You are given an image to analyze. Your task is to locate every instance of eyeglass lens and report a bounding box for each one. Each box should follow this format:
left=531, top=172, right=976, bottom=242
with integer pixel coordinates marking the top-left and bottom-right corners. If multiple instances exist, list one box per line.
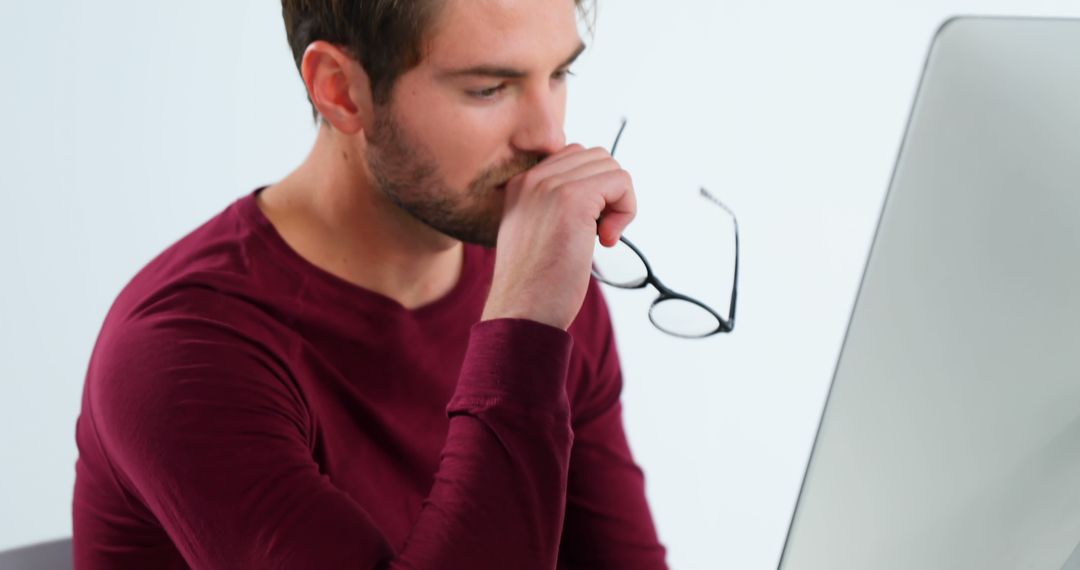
left=590, top=118, right=737, bottom=338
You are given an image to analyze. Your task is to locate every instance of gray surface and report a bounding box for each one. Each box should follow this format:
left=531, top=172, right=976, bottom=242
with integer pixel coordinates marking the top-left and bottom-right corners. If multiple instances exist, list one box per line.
left=779, top=17, right=1080, bottom=570
left=1064, top=539, right=1080, bottom=570
left=0, top=538, right=72, bottom=570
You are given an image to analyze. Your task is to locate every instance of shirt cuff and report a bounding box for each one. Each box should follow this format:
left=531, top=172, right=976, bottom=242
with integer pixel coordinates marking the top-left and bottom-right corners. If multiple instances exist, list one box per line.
left=447, top=318, right=574, bottom=415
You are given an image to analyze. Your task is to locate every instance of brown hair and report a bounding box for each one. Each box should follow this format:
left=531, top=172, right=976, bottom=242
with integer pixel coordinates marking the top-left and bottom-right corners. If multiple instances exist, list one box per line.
left=281, top=0, right=594, bottom=118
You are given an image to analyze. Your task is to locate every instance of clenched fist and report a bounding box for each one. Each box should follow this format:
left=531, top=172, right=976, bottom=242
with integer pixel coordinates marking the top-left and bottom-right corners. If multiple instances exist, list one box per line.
left=481, top=144, right=636, bottom=330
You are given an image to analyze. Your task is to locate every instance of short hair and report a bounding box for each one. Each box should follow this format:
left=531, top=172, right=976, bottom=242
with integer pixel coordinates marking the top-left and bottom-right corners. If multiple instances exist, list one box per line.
left=281, top=0, right=595, bottom=119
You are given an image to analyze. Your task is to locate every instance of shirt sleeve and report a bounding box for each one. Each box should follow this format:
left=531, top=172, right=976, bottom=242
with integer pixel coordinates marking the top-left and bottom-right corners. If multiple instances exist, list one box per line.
left=88, top=294, right=575, bottom=569
left=556, top=280, right=669, bottom=569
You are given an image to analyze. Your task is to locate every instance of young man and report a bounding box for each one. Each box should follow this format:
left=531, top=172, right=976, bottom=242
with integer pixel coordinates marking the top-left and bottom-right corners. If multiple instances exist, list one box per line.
left=72, top=0, right=668, bottom=567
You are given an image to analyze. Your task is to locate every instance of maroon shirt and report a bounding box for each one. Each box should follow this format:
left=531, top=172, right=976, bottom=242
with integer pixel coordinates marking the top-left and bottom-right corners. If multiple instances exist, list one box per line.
left=72, top=188, right=668, bottom=569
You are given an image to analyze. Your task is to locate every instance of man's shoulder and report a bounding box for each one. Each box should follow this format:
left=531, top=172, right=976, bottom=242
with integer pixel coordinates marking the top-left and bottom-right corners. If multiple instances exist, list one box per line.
left=88, top=195, right=297, bottom=395
left=86, top=278, right=299, bottom=442
left=105, top=193, right=289, bottom=336
left=123, top=196, right=255, bottom=296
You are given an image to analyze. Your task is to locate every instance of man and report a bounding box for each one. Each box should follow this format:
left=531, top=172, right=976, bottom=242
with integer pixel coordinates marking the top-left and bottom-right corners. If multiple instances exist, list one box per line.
left=72, top=0, right=668, bottom=567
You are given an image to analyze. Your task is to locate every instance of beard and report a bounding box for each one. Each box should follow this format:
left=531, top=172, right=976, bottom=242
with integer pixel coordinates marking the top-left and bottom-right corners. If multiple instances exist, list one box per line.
left=365, top=107, right=540, bottom=248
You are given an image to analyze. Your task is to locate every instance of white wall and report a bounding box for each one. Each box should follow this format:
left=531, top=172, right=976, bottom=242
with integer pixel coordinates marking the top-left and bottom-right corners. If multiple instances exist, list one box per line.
left=2, top=1, right=1078, bottom=568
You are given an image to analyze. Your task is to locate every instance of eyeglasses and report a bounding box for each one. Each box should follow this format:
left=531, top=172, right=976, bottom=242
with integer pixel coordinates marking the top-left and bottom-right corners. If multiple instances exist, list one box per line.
left=591, top=119, right=739, bottom=338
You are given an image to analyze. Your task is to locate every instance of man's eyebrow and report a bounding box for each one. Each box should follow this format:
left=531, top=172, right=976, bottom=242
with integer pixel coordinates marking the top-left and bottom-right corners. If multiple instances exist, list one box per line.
left=437, top=41, right=587, bottom=80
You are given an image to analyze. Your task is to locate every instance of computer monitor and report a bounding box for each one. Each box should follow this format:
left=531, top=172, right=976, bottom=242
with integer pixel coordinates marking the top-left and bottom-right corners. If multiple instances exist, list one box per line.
left=778, top=16, right=1080, bottom=570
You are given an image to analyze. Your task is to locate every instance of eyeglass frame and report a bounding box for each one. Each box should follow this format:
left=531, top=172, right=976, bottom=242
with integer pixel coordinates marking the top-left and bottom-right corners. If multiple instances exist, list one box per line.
left=591, top=118, right=739, bottom=338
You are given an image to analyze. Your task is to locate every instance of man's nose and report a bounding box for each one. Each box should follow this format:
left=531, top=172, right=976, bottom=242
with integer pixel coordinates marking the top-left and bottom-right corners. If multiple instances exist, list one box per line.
left=510, top=89, right=566, bottom=158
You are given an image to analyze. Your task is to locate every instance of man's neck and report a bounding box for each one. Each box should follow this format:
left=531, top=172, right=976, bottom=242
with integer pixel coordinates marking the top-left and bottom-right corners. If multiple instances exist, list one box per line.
left=256, top=126, right=465, bottom=310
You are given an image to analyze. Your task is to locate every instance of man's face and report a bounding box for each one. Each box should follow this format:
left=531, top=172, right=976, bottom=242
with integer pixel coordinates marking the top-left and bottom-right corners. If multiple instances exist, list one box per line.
left=363, top=0, right=585, bottom=248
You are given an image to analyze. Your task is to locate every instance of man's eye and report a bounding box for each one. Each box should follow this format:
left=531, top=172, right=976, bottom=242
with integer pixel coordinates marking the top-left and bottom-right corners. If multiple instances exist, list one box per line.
left=553, top=68, right=577, bottom=81
left=469, top=84, right=506, bottom=100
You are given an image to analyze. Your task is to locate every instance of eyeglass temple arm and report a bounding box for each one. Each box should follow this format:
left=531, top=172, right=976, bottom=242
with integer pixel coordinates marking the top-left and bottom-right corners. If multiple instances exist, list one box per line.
left=611, top=120, right=740, bottom=332
left=611, top=117, right=628, bottom=156
left=699, top=187, right=739, bottom=329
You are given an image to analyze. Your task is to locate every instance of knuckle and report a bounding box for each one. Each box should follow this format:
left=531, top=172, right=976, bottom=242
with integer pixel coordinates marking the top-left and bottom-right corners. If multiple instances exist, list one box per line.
left=521, top=169, right=543, bottom=189
left=537, top=174, right=560, bottom=193
left=600, top=169, right=631, bottom=190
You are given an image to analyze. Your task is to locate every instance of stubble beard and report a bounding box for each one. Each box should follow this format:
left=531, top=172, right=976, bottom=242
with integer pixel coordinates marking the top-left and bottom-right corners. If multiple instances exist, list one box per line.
left=365, top=107, right=540, bottom=249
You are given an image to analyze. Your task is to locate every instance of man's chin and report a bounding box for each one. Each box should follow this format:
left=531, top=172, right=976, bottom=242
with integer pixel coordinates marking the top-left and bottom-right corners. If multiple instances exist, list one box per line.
left=423, top=217, right=500, bottom=250
left=454, top=227, right=499, bottom=249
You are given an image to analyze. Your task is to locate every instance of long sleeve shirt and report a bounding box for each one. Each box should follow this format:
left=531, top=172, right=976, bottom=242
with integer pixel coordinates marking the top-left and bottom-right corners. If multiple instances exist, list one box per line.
left=72, top=187, right=668, bottom=569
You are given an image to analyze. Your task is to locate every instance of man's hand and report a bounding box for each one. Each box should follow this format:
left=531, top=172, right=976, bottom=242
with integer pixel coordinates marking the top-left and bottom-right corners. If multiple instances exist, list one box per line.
left=481, top=144, right=636, bottom=330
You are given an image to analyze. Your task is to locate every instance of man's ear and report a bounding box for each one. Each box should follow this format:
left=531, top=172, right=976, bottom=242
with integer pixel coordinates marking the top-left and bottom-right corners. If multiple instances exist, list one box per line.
left=300, top=41, right=374, bottom=134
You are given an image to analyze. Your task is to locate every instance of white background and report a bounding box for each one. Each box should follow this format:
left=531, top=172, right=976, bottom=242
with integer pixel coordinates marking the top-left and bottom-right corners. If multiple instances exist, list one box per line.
left=2, top=1, right=1078, bottom=568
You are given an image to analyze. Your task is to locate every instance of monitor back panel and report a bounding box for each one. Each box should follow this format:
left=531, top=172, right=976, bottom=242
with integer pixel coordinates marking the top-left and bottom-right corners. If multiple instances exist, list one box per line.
left=779, top=17, right=1080, bottom=570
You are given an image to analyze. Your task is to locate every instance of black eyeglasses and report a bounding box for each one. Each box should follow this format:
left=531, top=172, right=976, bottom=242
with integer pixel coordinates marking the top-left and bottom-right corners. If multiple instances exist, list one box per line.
left=591, top=119, right=739, bottom=338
